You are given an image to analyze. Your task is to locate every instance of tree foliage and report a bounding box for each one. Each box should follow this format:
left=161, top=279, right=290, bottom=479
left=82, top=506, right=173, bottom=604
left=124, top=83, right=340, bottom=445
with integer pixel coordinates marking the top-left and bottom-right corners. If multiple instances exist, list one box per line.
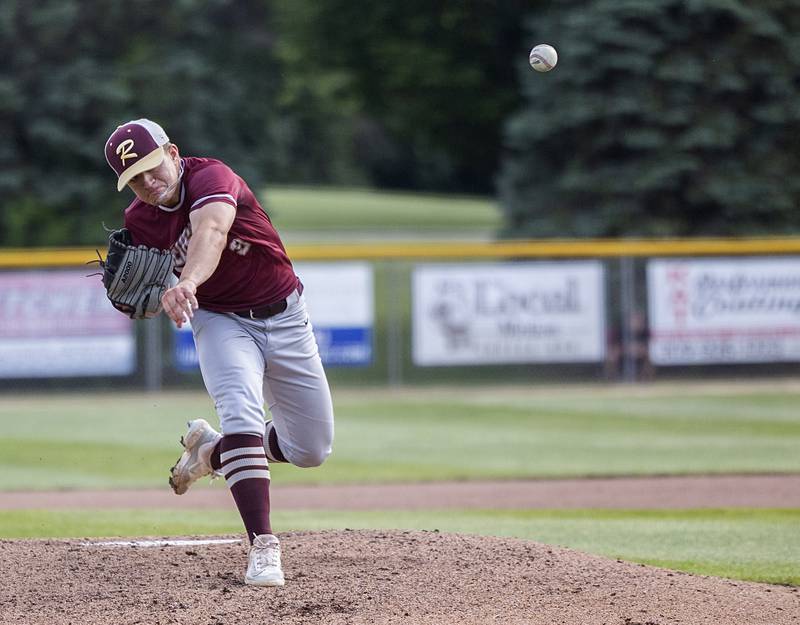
left=5, top=1, right=800, bottom=245
left=0, top=0, right=283, bottom=246
left=499, top=0, right=800, bottom=237
left=272, top=0, right=529, bottom=192
left=1, top=0, right=530, bottom=246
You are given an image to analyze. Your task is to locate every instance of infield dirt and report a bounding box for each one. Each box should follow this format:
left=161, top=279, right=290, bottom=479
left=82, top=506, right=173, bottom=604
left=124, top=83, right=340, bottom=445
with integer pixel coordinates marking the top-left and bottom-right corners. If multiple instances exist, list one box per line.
left=2, top=476, right=798, bottom=624
left=2, top=529, right=798, bottom=625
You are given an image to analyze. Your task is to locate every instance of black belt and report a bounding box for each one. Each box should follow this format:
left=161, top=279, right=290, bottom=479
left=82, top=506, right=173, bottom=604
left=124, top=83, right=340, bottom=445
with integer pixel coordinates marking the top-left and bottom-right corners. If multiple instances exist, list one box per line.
left=235, top=300, right=288, bottom=320
left=234, top=282, right=303, bottom=320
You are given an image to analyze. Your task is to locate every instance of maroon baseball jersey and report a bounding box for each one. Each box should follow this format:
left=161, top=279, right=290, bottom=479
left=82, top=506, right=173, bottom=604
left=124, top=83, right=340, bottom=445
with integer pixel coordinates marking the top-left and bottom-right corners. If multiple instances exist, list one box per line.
left=123, top=157, right=298, bottom=312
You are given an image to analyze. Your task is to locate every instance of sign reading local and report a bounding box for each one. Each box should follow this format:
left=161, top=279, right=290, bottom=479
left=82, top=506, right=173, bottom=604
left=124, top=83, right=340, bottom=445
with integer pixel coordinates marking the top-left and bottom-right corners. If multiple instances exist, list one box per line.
left=412, top=262, right=606, bottom=366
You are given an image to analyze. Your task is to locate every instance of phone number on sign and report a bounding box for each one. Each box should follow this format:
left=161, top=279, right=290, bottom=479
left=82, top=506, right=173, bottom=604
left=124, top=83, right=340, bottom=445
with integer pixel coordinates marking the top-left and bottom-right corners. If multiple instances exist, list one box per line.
left=650, top=337, right=800, bottom=364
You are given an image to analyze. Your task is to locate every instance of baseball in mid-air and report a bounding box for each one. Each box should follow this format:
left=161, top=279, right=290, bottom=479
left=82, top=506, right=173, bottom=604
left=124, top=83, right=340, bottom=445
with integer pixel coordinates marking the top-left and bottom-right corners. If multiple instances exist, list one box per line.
left=529, top=44, right=558, bottom=72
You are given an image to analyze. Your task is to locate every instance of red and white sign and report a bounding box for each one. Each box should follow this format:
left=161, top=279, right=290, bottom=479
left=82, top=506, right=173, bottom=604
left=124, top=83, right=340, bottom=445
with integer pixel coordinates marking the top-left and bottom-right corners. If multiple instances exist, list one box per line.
left=647, top=258, right=800, bottom=364
left=0, top=270, right=135, bottom=377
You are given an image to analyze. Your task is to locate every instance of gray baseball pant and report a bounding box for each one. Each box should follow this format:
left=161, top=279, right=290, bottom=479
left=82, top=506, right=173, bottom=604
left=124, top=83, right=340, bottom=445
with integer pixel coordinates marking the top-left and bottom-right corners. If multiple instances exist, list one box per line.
left=190, top=288, right=334, bottom=468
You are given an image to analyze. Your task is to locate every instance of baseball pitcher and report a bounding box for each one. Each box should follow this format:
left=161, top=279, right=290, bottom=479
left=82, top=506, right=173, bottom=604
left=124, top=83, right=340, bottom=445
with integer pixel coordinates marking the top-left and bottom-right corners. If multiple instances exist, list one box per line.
left=102, top=119, right=335, bottom=586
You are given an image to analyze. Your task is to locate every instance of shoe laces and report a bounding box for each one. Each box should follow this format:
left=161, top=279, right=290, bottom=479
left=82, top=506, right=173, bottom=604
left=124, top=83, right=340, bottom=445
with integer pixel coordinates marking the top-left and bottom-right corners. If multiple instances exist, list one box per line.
left=252, top=536, right=281, bottom=570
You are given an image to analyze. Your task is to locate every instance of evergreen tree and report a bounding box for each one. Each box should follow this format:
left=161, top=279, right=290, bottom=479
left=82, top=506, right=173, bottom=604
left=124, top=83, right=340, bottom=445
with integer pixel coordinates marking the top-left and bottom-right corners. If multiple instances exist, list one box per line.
left=499, top=0, right=800, bottom=237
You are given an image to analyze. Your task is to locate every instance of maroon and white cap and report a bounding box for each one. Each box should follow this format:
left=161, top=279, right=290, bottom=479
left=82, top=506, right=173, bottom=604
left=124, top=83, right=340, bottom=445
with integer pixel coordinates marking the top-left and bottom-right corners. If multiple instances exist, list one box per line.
left=104, top=119, right=170, bottom=191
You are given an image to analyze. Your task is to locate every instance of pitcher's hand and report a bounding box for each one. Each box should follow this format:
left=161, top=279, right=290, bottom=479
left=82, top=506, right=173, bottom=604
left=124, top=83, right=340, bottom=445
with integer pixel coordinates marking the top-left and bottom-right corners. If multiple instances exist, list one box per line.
left=162, top=279, right=198, bottom=328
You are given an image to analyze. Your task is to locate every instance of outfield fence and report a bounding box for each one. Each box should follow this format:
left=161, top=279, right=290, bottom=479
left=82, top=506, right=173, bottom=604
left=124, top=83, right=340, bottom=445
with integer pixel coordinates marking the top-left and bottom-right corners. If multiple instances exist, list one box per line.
left=2, top=237, right=800, bottom=390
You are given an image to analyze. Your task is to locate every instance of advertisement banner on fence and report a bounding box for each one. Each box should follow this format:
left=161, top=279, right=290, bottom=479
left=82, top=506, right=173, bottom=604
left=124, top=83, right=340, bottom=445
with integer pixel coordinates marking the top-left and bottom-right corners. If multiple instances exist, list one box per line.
left=173, top=261, right=374, bottom=370
left=647, top=258, right=800, bottom=364
left=0, top=270, right=135, bottom=378
left=297, top=262, right=373, bottom=366
left=412, top=262, right=606, bottom=366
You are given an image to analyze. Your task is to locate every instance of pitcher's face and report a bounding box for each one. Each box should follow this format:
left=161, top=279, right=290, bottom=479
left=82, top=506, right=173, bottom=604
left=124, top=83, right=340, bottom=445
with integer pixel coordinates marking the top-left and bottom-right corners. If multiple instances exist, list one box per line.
left=127, top=144, right=181, bottom=206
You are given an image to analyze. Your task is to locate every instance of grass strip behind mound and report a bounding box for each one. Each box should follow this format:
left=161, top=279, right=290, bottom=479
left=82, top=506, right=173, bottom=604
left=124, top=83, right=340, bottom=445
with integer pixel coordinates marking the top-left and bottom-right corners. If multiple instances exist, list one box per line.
left=2, top=508, right=797, bottom=586
left=1, top=387, right=799, bottom=490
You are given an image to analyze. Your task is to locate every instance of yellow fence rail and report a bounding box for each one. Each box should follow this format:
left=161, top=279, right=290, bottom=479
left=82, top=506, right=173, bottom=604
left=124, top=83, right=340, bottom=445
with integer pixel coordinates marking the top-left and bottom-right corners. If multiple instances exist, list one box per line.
left=2, top=237, right=800, bottom=268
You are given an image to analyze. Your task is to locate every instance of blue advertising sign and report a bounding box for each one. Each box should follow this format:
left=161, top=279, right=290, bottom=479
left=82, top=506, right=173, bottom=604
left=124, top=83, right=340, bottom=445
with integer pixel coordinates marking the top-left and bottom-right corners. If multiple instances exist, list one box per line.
left=313, top=327, right=372, bottom=366
left=173, top=324, right=372, bottom=371
left=174, top=324, right=199, bottom=372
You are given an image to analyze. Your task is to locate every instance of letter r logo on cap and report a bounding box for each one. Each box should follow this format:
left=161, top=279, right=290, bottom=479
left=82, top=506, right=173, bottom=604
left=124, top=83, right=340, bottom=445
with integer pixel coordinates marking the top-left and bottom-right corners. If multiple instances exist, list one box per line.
left=116, top=139, right=138, bottom=165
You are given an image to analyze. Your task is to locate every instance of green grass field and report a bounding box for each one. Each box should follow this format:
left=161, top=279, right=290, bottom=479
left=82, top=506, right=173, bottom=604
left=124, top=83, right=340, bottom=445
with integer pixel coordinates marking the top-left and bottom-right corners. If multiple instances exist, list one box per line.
left=1, top=383, right=798, bottom=585
left=1, top=385, right=798, bottom=490
left=262, top=186, right=501, bottom=237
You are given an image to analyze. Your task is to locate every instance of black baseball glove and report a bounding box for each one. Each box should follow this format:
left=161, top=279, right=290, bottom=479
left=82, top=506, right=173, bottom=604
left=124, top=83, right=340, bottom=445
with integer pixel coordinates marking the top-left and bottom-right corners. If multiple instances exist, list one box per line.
left=98, top=228, right=175, bottom=319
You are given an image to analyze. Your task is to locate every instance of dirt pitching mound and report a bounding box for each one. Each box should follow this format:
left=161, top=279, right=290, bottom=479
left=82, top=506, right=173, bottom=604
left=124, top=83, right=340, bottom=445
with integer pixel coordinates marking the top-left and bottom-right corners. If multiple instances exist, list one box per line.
left=2, top=530, right=797, bottom=625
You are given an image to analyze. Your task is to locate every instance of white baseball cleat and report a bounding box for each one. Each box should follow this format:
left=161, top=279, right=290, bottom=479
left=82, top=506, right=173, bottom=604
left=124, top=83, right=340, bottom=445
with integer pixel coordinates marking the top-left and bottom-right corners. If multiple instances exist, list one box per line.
left=245, top=534, right=285, bottom=587
left=169, top=418, right=221, bottom=495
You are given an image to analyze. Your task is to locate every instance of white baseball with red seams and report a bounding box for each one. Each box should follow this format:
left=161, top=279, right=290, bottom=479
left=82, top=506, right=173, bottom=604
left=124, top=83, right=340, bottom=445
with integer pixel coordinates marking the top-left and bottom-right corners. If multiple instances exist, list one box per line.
left=529, top=44, right=558, bottom=72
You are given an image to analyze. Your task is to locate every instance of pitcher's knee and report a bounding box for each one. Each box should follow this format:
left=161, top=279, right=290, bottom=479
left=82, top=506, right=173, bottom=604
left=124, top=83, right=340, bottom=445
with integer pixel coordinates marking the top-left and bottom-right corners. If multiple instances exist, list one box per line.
left=288, top=444, right=332, bottom=468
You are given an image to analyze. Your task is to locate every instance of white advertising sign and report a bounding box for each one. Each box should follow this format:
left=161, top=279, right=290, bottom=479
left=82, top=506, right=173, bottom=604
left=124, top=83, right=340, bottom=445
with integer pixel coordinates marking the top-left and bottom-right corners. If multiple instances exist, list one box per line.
left=647, top=258, right=800, bottom=364
left=293, top=262, right=373, bottom=326
left=0, top=270, right=136, bottom=377
left=413, top=262, right=606, bottom=366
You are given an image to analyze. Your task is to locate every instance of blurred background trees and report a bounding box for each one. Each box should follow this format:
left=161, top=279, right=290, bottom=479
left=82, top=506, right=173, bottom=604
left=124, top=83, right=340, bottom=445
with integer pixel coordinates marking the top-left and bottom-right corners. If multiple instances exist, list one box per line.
left=500, top=0, right=800, bottom=238
left=273, top=0, right=528, bottom=193
left=2, top=0, right=799, bottom=246
left=0, top=0, right=283, bottom=245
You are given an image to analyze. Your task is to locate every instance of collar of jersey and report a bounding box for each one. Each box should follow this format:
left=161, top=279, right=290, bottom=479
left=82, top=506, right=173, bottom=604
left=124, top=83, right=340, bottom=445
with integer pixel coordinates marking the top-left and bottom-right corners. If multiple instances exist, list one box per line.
left=157, top=159, right=186, bottom=213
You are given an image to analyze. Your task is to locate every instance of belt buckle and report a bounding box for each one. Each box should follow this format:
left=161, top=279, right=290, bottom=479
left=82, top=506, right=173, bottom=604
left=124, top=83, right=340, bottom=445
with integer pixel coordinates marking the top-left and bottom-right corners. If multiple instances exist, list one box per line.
left=249, top=309, right=257, bottom=320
